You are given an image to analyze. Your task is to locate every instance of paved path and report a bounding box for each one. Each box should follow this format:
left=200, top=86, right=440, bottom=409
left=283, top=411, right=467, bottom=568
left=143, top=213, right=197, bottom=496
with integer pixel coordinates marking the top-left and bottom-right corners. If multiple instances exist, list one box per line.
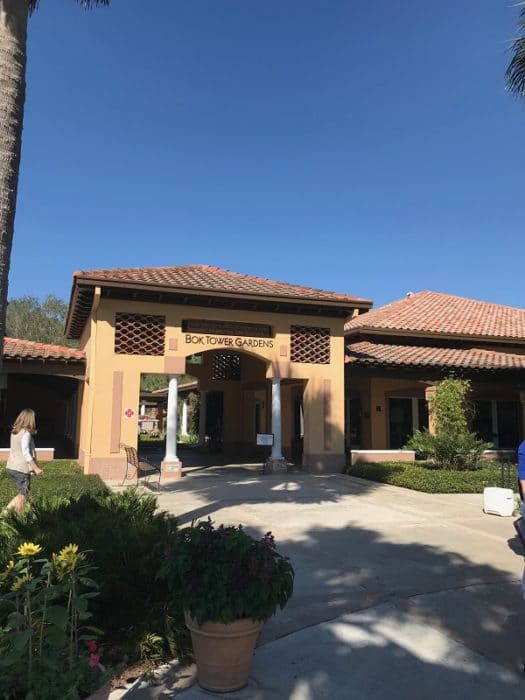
left=117, top=467, right=525, bottom=699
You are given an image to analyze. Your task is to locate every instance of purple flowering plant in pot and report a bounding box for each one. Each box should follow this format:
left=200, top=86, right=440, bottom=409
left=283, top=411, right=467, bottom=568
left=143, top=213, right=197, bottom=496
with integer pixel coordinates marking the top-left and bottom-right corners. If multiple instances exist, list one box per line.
left=160, top=518, right=294, bottom=693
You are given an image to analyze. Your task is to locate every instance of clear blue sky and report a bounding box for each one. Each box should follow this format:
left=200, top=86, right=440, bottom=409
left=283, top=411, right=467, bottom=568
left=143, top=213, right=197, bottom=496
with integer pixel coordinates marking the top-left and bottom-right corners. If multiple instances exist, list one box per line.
left=11, top=0, right=525, bottom=309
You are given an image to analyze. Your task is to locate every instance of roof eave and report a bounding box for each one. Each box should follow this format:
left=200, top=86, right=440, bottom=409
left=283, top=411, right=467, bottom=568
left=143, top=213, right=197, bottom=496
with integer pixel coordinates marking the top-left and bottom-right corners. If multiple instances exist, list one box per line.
left=345, top=358, right=523, bottom=372
left=344, top=326, right=525, bottom=345
left=74, top=275, right=372, bottom=309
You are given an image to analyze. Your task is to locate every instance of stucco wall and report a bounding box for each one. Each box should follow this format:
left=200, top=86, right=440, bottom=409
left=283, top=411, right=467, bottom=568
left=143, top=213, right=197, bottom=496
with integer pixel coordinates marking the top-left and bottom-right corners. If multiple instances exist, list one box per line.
left=78, top=298, right=347, bottom=476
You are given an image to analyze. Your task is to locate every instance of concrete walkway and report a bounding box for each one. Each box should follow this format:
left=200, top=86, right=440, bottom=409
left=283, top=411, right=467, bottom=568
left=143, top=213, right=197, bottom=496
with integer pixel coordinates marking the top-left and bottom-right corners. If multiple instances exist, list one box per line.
left=116, top=466, right=525, bottom=699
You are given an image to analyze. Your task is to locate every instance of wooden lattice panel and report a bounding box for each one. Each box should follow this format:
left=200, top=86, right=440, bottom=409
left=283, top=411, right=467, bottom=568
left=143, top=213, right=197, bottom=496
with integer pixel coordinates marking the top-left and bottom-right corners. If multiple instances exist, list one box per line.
left=115, top=313, right=166, bottom=355
left=212, top=353, right=241, bottom=380
left=290, top=325, right=331, bottom=364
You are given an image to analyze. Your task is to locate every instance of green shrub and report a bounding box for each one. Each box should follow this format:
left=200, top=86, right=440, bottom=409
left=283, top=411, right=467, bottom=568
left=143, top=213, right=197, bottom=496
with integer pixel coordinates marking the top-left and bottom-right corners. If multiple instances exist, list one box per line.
left=0, top=490, right=191, bottom=666
left=137, top=436, right=165, bottom=452
left=0, top=461, right=109, bottom=507
left=178, top=433, right=198, bottom=446
left=406, top=378, right=491, bottom=470
left=347, top=460, right=517, bottom=493
left=407, top=430, right=489, bottom=471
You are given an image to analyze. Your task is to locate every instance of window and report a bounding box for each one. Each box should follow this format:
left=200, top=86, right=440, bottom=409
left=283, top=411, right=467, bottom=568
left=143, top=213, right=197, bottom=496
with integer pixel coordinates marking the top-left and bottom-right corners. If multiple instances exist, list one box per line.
left=347, top=397, right=362, bottom=449
left=388, top=397, right=428, bottom=449
left=472, top=400, right=520, bottom=448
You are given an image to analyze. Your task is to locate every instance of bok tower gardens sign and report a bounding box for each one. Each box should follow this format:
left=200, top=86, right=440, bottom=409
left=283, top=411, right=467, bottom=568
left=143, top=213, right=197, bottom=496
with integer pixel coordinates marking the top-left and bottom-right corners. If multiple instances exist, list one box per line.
left=183, top=319, right=275, bottom=350
left=64, top=265, right=372, bottom=480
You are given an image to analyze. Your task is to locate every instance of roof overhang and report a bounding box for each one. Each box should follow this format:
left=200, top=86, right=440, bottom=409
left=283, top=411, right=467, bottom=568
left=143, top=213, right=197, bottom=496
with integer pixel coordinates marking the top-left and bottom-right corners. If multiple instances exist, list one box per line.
left=345, top=339, right=525, bottom=375
left=66, top=277, right=372, bottom=339
left=344, top=326, right=525, bottom=347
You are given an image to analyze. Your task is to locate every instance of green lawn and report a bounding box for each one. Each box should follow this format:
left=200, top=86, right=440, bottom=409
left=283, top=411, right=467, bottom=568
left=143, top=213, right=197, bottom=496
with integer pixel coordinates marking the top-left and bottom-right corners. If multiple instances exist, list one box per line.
left=0, top=460, right=109, bottom=506
left=346, top=460, right=517, bottom=494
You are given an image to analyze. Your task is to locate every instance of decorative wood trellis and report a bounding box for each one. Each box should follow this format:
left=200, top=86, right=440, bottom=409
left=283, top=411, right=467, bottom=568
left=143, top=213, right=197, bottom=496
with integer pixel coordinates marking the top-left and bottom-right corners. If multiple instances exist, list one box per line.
left=212, top=352, right=241, bottom=380
left=114, top=313, right=166, bottom=355
left=290, top=325, right=331, bottom=364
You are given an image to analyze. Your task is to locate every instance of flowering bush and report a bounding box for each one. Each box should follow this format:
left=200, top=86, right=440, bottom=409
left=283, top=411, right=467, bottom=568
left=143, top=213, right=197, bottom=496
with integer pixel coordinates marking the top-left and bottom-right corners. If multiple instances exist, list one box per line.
left=160, top=519, right=294, bottom=625
left=0, top=542, right=110, bottom=699
left=0, top=489, right=190, bottom=665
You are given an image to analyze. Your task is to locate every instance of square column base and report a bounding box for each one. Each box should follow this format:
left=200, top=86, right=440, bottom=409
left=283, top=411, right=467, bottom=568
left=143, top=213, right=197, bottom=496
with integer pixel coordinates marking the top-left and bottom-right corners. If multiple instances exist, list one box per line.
left=263, top=458, right=288, bottom=474
left=161, top=459, right=183, bottom=480
left=302, top=453, right=345, bottom=474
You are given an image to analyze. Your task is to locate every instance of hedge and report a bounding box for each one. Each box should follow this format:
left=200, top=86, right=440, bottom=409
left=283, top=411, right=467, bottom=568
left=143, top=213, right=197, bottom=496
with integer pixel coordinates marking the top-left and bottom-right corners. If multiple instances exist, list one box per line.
left=346, top=460, right=517, bottom=494
left=0, top=460, right=109, bottom=506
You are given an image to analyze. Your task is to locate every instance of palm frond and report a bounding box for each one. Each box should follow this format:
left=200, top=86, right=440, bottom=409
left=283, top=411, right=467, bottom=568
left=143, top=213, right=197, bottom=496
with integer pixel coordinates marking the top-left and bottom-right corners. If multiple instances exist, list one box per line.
left=29, top=0, right=110, bottom=15
left=506, top=6, right=525, bottom=98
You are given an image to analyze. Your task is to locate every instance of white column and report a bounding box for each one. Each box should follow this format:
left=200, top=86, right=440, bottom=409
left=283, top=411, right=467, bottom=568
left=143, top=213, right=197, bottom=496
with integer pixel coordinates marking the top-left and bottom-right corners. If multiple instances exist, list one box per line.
left=199, top=390, right=208, bottom=446
left=181, top=398, right=189, bottom=437
left=270, top=377, right=284, bottom=461
left=140, top=403, right=146, bottom=417
left=164, top=375, right=180, bottom=463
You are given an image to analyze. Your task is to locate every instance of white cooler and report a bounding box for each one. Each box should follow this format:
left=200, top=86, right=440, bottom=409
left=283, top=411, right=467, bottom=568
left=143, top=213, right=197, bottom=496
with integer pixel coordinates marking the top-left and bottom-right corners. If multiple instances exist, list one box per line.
left=483, top=487, right=514, bottom=517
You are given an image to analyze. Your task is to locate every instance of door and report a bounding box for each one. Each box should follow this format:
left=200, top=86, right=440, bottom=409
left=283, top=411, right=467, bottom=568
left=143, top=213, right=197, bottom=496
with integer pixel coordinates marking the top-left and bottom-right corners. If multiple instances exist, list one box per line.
left=348, top=397, right=362, bottom=449
left=291, top=397, right=304, bottom=462
left=206, top=391, right=224, bottom=451
left=389, top=398, right=413, bottom=449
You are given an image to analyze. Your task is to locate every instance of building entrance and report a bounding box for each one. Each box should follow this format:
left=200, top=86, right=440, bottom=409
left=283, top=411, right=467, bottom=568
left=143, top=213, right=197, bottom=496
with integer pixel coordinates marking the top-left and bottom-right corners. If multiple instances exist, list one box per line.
left=205, top=391, right=224, bottom=452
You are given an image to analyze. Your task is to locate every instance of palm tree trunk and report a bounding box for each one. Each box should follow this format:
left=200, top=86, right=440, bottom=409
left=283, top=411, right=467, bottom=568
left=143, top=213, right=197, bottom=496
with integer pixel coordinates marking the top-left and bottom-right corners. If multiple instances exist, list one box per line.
left=0, top=0, right=29, bottom=373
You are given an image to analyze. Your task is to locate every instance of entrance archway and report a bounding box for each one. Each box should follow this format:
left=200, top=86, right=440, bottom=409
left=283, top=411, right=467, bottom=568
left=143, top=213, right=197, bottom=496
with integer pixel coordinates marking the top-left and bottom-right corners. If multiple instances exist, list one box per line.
left=141, top=349, right=307, bottom=473
left=189, top=348, right=269, bottom=459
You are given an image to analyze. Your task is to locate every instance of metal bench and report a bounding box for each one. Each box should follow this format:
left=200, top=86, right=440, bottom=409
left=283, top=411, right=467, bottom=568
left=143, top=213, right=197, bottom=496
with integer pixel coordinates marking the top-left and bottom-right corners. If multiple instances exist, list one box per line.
left=120, top=443, right=161, bottom=489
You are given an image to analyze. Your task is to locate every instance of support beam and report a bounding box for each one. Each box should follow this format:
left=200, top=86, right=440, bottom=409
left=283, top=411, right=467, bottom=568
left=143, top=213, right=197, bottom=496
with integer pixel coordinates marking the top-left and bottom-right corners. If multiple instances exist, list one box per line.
left=161, top=375, right=182, bottom=478
left=264, top=377, right=287, bottom=473
left=425, top=385, right=437, bottom=435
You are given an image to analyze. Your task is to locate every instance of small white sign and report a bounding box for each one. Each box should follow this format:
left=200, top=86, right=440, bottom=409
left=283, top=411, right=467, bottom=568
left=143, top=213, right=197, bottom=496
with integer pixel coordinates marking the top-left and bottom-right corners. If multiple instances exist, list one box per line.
left=256, top=433, right=273, bottom=446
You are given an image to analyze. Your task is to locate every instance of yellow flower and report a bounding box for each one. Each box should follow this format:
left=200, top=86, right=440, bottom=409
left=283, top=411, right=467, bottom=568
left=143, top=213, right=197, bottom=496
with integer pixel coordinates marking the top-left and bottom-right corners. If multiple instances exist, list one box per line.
left=53, top=544, right=84, bottom=579
left=17, top=542, right=42, bottom=557
left=0, top=560, right=15, bottom=586
left=1, top=560, right=14, bottom=577
left=11, top=573, right=32, bottom=592
left=57, top=544, right=80, bottom=560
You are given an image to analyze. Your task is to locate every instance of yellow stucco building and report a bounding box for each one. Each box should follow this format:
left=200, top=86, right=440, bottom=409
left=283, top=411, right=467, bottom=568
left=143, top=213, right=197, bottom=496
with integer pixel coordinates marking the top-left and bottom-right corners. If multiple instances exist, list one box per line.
left=2, top=275, right=524, bottom=474
left=345, top=291, right=525, bottom=460
left=64, top=265, right=371, bottom=479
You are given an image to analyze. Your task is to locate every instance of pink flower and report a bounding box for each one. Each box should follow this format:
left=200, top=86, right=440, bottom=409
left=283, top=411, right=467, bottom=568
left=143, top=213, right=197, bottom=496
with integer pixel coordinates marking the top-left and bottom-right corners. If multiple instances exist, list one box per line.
left=86, top=640, right=97, bottom=653
left=89, top=653, right=101, bottom=668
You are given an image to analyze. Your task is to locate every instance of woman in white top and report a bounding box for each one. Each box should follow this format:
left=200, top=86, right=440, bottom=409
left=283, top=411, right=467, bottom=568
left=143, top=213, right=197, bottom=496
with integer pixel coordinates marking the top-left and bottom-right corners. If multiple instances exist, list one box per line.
left=5, top=408, right=43, bottom=512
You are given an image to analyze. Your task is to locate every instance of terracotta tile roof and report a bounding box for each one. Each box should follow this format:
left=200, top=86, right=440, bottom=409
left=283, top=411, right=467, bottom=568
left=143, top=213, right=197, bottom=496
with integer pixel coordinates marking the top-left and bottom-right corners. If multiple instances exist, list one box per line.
left=345, top=291, right=525, bottom=342
left=3, top=337, right=85, bottom=362
left=74, top=265, right=371, bottom=306
left=345, top=340, right=525, bottom=371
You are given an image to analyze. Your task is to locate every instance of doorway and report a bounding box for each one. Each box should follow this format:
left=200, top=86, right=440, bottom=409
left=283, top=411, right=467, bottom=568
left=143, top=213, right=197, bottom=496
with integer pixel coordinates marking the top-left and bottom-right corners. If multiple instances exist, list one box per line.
left=206, top=391, right=224, bottom=452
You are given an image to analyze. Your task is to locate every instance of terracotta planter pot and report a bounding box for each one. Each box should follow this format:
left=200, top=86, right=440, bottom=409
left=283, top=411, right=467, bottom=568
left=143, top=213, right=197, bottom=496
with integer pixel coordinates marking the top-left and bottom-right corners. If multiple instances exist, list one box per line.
left=185, top=612, right=264, bottom=692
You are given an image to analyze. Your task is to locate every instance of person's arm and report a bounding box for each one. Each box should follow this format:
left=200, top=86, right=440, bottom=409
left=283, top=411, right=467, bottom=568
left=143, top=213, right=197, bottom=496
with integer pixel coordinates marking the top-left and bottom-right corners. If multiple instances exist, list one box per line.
left=21, top=432, right=43, bottom=476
